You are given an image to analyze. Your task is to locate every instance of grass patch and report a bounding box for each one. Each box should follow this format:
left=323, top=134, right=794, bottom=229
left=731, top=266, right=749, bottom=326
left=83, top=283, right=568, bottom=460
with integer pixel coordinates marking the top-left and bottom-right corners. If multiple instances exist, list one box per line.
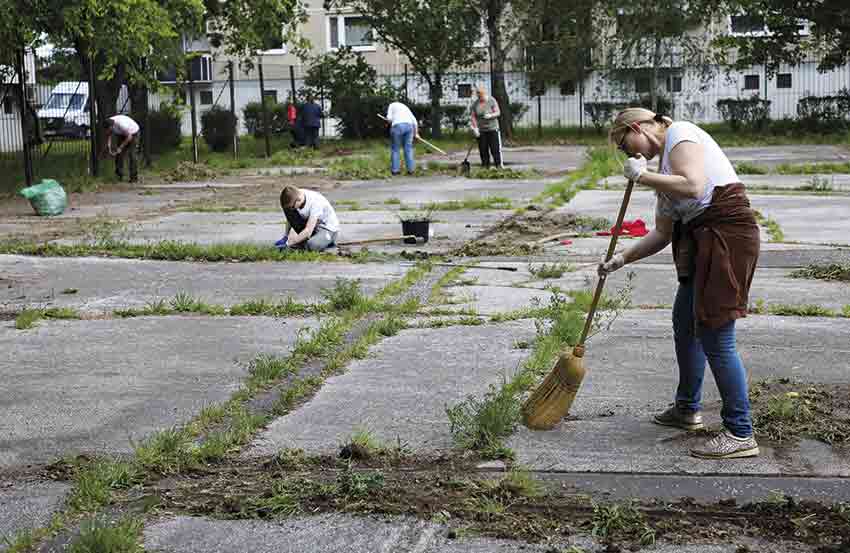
left=528, top=262, right=574, bottom=279
left=470, top=167, right=542, bottom=179
left=15, top=307, right=80, bottom=329
left=384, top=197, right=401, bottom=205
left=751, top=300, right=839, bottom=317
left=424, top=316, right=485, bottom=328
left=774, top=161, right=850, bottom=175
left=229, top=297, right=312, bottom=317
left=429, top=266, right=466, bottom=305
left=790, top=263, right=850, bottom=282
left=415, top=196, right=513, bottom=211
left=67, top=459, right=142, bottom=513
left=753, top=209, right=785, bottom=242
left=68, top=517, right=143, bottom=553
left=0, top=240, right=342, bottom=263
left=537, top=146, right=624, bottom=206
left=320, top=278, right=368, bottom=311
left=750, top=379, right=850, bottom=445
left=734, top=161, right=769, bottom=175
left=592, top=500, right=656, bottom=546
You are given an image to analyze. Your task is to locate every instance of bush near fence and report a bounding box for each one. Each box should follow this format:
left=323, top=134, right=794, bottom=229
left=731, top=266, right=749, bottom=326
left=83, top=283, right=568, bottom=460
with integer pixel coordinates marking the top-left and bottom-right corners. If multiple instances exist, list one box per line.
left=243, top=101, right=292, bottom=138
left=796, top=89, right=850, bottom=133
left=716, top=97, right=772, bottom=131
left=201, top=106, right=237, bottom=152
left=146, top=104, right=183, bottom=154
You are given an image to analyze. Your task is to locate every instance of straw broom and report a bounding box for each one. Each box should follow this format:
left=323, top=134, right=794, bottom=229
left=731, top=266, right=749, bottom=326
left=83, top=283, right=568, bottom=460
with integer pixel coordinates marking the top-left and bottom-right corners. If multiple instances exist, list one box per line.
left=521, top=178, right=636, bottom=430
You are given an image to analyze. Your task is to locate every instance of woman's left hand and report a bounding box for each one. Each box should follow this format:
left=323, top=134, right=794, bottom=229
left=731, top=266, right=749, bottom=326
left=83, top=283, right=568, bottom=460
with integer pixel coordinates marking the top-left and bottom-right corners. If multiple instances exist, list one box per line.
left=624, top=155, right=647, bottom=182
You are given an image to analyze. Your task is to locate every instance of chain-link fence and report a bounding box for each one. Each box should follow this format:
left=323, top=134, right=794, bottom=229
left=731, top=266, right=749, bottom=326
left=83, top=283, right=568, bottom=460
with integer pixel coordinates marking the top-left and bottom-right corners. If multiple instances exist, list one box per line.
left=2, top=48, right=849, bottom=193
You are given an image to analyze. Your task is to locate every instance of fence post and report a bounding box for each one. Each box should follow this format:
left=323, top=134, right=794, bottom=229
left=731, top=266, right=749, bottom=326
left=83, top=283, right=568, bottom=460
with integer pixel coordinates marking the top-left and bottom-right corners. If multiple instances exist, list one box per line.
left=319, top=64, right=325, bottom=138
left=15, top=48, right=33, bottom=186
left=258, top=58, right=271, bottom=158
left=578, top=75, right=584, bottom=131
left=403, top=64, right=408, bottom=101
left=87, top=52, right=99, bottom=177
left=142, top=59, right=152, bottom=168
left=228, top=61, right=238, bottom=159
left=289, top=65, right=297, bottom=103
left=537, top=93, right=542, bottom=138
left=187, top=58, right=199, bottom=163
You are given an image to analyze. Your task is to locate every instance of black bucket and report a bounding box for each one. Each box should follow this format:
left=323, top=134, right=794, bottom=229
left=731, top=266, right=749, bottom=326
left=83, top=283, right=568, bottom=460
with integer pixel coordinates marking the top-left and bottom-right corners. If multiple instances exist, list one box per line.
left=401, top=220, right=430, bottom=244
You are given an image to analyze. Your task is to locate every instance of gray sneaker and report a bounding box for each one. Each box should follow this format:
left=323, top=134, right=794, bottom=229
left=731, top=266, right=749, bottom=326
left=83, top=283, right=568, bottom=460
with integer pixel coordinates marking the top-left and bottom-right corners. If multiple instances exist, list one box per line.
left=653, top=406, right=705, bottom=431
left=690, top=430, right=759, bottom=459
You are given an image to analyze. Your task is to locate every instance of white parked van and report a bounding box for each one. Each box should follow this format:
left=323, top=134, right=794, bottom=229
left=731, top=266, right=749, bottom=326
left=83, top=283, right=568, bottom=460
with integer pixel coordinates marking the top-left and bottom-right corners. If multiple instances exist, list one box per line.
left=37, top=81, right=91, bottom=138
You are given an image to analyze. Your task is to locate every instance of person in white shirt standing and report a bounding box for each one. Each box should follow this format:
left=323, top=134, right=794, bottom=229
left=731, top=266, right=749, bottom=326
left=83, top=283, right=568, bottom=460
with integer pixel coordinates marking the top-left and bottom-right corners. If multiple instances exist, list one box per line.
left=102, top=114, right=140, bottom=183
left=385, top=101, right=419, bottom=176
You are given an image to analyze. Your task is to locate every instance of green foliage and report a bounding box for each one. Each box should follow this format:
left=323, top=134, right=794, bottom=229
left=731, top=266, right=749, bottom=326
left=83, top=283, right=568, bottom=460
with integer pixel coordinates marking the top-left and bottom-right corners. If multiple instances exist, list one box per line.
left=242, top=101, right=290, bottom=138
left=68, top=518, right=143, bottom=553
left=446, top=380, right=521, bottom=457
left=146, top=104, right=183, bottom=154
left=716, top=97, right=772, bottom=131
left=790, top=264, right=850, bottom=282
left=200, top=106, right=237, bottom=152
left=529, top=262, right=574, bottom=279
left=796, top=90, right=850, bottom=133
left=584, top=102, right=625, bottom=133
left=68, top=459, right=142, bottom=512
left=734, top=161, right=769, bottom=175
left=320, top=278, right=366, bottom=311
left=592, top=501, right=656, bottom=546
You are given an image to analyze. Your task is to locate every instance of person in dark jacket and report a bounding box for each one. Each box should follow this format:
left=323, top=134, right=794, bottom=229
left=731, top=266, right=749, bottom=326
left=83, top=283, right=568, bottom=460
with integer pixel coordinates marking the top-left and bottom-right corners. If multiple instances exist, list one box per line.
left=300, top=93, right=323, bottom=148
left=601, top=107, right=760, bottom=460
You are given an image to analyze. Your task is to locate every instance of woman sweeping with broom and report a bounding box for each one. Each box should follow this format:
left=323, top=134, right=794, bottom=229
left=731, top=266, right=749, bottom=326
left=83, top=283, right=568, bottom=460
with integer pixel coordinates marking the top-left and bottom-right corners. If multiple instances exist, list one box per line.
left=601, top=108, right=760, bottom=459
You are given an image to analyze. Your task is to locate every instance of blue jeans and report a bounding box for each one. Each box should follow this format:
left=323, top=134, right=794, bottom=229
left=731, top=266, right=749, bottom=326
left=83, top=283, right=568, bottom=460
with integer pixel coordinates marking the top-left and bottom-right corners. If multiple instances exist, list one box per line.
left=390, top=123, right=415, bottom=174
left=673, top=280, right=753, bottom=437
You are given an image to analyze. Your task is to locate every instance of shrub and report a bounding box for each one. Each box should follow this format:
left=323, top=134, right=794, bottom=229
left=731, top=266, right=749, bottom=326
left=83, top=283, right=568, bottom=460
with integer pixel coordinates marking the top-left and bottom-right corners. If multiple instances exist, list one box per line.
left=796, top=90, right=850, bottom=133
left=146, top=103, right=182, bottom=154
left=334, top=95, right=392, bottom=139
left=508, top=101, right=529, bottom=123
left=716, top=96, right=771, bottom=131
left=242, top=101, right=289, bottom=138
left=442, top=104, right=467, bottom=134
left=200, top=107, right=237, bottom=152
left=637, top=95, right=672, bottom=116
left=584, top=102, right=626, bottom=133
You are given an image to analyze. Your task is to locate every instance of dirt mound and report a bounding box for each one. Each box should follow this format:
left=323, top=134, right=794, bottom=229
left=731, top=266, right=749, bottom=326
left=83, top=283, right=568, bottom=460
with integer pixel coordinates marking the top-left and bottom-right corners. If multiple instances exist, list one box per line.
left=454, top=207, right=610, bottom=257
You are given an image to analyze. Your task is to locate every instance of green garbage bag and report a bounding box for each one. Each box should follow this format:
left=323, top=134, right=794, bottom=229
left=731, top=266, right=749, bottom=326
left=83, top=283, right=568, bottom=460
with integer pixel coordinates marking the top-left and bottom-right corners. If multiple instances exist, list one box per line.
left=19, top=179, right=67, bottom=216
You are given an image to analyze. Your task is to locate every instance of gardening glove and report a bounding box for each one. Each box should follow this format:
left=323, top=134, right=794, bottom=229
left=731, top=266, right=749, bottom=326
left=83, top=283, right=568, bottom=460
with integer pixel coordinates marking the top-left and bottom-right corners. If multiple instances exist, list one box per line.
left=623, top=154, right=647, bottom=182
left=597, top=253, right=625, bottom=277
left=472, top=127, right=480, bottom=138
left=483, top=112, right=498, bottom=120
left=274, top=235, right=289, bottom=251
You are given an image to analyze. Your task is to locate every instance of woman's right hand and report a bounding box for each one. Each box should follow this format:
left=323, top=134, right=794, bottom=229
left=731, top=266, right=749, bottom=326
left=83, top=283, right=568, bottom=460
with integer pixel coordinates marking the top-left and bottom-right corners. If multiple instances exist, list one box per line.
left=597, top=253, right=625, bottom=277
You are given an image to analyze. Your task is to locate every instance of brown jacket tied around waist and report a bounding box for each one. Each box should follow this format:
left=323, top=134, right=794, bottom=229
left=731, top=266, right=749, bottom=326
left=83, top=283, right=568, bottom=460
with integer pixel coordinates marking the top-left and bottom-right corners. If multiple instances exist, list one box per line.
left=672, top=183, right=760, bottom=330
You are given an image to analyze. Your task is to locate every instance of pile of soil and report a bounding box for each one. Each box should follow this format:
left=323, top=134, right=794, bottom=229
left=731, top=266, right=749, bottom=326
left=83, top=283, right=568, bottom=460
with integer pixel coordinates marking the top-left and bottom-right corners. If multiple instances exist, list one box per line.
left=454, top=207, right=610, bottom=257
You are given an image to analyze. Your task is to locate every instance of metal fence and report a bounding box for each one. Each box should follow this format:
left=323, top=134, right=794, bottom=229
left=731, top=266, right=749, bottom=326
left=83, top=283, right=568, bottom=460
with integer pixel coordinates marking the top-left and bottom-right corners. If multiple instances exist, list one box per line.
left=2, top=49, right=849, bottom=193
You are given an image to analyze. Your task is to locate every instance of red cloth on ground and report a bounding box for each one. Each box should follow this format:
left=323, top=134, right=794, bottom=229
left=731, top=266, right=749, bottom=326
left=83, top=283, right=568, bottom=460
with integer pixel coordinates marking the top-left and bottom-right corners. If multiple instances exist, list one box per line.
left=595, top=219, right=649, bottom=238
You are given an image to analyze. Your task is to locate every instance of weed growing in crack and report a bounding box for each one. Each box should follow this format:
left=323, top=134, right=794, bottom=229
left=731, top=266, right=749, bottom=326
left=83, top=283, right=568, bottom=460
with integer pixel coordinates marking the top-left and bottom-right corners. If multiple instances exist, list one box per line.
left=230, top=297, right=310, bottom=317
left=340, top=429, right=382, bottom=460
left=446, top=379, right=521, bottom=458
left=372, top=316, right=407, bottom=337
left=196, top=407, right=266, bottom=462
left=247, top=354, right=296, bottom=388
left=293, top=318, right=348, bottom=358
left=790, top=263, right=850, bottom=282
left=68, top=517, right=143, bottom=553
left=591, top=500, right=656, bottom=546
left=274, top=448, right=311, bottom=470
left=133, top=427, right=194, bottom=475
left=753, top=209, right=785, bottom=242
left=67, top=459, right=142, bottom=513
left=321, top=278, right=366, bottom=311
left=528, top=262, right=574, bottom=279
left=750, top=379, right=850, bottom=444
left=15, top=307, right=80, bottom=329
left=336, top=461, right=384, bottom=499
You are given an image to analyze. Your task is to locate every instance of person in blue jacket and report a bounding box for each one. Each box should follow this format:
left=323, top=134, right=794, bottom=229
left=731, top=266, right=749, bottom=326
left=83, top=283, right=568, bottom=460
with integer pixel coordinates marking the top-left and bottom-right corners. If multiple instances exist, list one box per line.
left=300, top=93, right=323, bottom=148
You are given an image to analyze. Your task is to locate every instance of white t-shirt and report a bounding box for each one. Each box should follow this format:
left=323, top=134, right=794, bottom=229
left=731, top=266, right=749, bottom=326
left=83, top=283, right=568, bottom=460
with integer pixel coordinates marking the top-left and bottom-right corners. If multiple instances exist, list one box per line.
left=110, top=115, right=140, bottom=136
left=656, top=121, right=739, bottom=223
left=386, top=102, right=417, bottom=127
left=298, top=189, right=339, bottom=233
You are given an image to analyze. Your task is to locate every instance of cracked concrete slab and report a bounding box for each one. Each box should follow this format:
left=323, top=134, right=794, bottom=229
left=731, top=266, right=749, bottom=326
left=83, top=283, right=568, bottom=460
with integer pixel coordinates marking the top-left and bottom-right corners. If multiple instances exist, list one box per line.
left=741, top=173, right=850, bottom=191
left=247, top=320, right=537, bottom=457
left=0, top=255, right=404, bottom=315
left=0, top=480, right=71, bottom=551
left=508, top=310, right=850, bottom=476
left=420, top=145, right=588, bottom=174
left=0, top=316, right=318, bottom=469
left=442, top=284, right=555, bottom=315
left=725, top=145, right=850, bottom=167
left=142, top=514, right=791, bottom=553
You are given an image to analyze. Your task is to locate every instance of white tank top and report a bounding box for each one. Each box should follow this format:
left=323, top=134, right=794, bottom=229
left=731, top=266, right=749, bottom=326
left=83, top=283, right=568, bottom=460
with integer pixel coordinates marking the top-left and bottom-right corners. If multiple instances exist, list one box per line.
left=655, top=121, right=739, bottom=223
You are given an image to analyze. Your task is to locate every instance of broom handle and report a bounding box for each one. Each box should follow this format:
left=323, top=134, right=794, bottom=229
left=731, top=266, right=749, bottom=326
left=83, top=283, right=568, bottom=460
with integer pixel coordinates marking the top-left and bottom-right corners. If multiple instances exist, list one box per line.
left=578, top=178, right=635, bottom=347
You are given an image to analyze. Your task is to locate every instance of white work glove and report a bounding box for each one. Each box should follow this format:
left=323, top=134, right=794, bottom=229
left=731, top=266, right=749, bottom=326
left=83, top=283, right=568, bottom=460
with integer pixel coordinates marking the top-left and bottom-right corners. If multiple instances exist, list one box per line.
left=597, top=253, right=625, bottom=277
left=483, top=112, right=498, bottom=120
left=472, top=127, right=480, bottom=138
left=623, top=154, right=647, bottom=182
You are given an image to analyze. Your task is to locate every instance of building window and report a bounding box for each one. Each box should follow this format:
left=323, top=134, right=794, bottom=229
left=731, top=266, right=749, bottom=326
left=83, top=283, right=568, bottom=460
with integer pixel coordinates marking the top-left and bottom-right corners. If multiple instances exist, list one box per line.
left=560, top=80, right=575, bottom=96
left=635, top=77, right=650, bottom=94
left=744, top=74, right=760, bottom=90
left=777, top=73, right=792, bottom=89
left=200, top=90, right=213, bottom=105
left=730, top=14, right=766, bottom=34
left=263, top=90, right=278, bottom=104
left=328, top=15, right=375, bottom=51
left=666, top=76, right=682, bottom=93
left=457, top=84, right=472, bottom=98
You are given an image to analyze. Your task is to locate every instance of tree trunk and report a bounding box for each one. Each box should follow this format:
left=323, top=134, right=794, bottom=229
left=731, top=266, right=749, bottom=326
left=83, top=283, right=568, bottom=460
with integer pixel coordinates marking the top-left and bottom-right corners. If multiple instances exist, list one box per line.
left=76, top=45, right=126, bottom=155
left=429, top=72, right=443, bottom=139
left=651, top=36, right=661, bottom=113
left=487, top=1, right=512, bottom=139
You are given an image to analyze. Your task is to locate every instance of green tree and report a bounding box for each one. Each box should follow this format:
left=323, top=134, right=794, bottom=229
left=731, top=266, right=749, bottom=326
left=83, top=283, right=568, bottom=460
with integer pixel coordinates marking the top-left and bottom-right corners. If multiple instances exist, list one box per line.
left=715, top=0, right=850, bottom=74
left=326, top=0, right=484, bottom=138
left=598, top=0, right=721, bottom=113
